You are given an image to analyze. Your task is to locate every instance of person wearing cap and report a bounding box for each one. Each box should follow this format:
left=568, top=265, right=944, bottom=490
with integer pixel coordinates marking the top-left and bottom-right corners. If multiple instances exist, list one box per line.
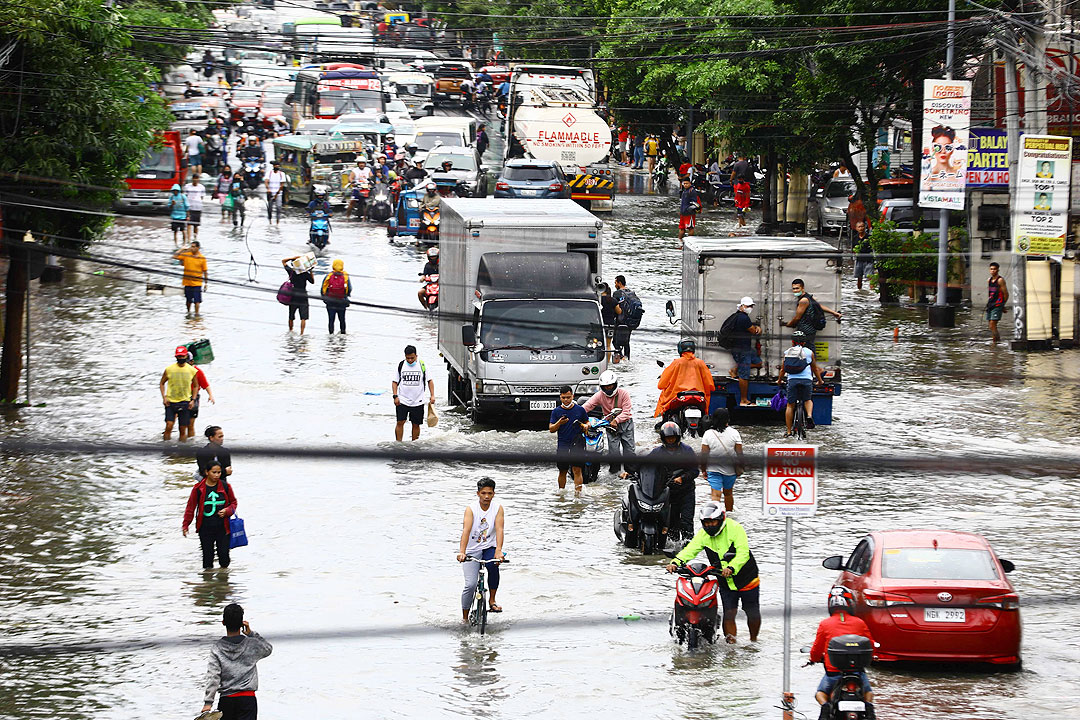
left=160, top=347, right=200, bottom=441
left=168, top=183, right=190, bottom=247
left=667, top=501, right=760, bottom=644
left=174, top=241, right=208, bottom=316
left=265, top=160, right=289, bottom=224
left=728, top=297, right=762, bottom=406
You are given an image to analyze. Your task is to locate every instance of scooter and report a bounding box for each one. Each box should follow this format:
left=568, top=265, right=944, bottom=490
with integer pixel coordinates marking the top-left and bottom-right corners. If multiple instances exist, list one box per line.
left=420, top=272, right=439, bottom=314
left=653, top=154, right=671, bottom=188
left=660, top=390, right=708, bottom=437
left=802, top=635, right=875, bottom=720
left=613, top=465, right=671, bottom=555
left=418, top=207, right=440, bottom=245
left=366, top=181, right=393, bottom=222
left=308, top=209, right=331, bottom=252
left=350, top=181, right=371, bottom=219
left=581, top=408, right=621, bottom=484
left=242, top=159, right=264, bottom=189
left=669, top=554, right=722, bottom=649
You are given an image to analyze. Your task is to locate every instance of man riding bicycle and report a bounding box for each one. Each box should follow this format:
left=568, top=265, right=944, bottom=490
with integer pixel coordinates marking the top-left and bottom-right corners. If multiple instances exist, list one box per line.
left=809, top=588, right=877, bottom=720
left=457, top=477, right=505, bottom=620
left=775, top=330, right=823, bottom=437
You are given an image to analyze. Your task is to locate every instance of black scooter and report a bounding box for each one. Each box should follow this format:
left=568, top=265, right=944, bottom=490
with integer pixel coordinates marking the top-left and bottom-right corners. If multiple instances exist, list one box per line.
left=802, top=634, right=875, bottom=720
left=613, top=465, right=671, bottom=555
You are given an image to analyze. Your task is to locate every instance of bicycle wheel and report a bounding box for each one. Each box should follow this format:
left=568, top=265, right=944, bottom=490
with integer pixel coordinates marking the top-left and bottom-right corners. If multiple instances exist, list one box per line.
left=794, top=406, right=807, bottom=440
left=476, top=593, right=487, bottom=635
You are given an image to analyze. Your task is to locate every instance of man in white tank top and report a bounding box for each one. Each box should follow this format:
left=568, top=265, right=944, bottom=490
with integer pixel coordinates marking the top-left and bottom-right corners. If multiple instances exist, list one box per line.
left=457, top=478, right=505, bottom=621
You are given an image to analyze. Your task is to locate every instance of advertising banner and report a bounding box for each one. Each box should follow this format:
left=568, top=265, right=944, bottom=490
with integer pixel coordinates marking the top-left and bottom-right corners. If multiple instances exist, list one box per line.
left=919, top=79, right=972, bottom=210
left=1013, top=134, right=1073, bottom=255
left=966, top=129, right=1010, bottom=189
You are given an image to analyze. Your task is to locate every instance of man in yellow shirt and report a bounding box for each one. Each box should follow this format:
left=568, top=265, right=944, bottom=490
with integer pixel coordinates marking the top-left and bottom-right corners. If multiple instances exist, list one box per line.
left=174, top=241, right=208, bottom=315
left=160, top=346, right=199, bottom=441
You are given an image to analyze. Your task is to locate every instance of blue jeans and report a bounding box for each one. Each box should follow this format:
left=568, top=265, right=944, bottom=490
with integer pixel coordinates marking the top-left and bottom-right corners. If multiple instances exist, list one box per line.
left=461, top=546, right=500, bottom=609
left=633, top=146, right=644, bottom=168
left=817, top=670, right=871, bottom=696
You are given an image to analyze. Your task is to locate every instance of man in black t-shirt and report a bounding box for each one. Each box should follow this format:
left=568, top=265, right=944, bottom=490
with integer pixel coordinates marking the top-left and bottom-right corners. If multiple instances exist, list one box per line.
left=730, top=154, right=751, bottom=184
left=282, top=255, right=314, bottom=335
left=728, top=297, right=762, bottom=406
left=196, top=425, right=233, bottom=479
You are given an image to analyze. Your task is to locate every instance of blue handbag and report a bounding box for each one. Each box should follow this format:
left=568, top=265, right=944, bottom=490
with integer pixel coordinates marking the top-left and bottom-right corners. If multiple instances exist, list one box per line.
left=229, top=515, right=248, bottom=549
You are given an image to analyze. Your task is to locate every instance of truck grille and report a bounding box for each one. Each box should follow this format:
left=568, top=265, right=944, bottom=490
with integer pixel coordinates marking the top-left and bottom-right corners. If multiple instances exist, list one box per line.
left=133, top=190, right=158, bottom=197
left=512, top=385, right=563, bottom=394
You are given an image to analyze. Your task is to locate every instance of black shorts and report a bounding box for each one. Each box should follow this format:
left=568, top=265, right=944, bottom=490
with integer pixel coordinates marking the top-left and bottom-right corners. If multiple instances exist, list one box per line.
left=165, top=401, right=191, bottom=424
left=396, top=403, right=424, bottom=424
left=556, top=441, right=584, bottom=471
left=171, top=221, right=186, bottom=232
left=188, top=210, right=202, bottom=226
left=720, top=583, right=760, bottom=614
left=289, top=303, right=310, bottom=321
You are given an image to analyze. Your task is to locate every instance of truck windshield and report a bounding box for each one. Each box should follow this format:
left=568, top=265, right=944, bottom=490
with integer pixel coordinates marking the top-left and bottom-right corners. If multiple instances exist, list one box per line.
left=481, top=300, right=601, bottom=354
left=317, top=90, right=382, bottom=116
left=137, top=147, right=177, bottom=178
left=415, top=132, right=461, bottom=150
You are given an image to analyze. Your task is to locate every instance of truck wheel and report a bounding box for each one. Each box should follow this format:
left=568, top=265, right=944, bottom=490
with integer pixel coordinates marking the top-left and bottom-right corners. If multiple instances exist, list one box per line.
left=469, top=402, right=486, bottom=425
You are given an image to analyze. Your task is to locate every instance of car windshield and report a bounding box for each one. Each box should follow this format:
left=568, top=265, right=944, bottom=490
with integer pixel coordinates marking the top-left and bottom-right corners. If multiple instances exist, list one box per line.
left=314, top=152, right=360, bottom=164
left=136, top=147, right=177, bottom=178
left=317, top=90, right=382, bottom=115
left=881, top=547, right=999, bottom=581
left=415, top=132, right=461, bottom=150
left=425, top=152, right=475, bottom=171
left=387, top=100, right=408, bottom=114
left=826, top=181, right=855, bottom=198
left=504, top=166, right=557, bottom=182
left=396, top=83, right=431, bottom=97
left=480, top=300, right=601, bottom=353
left=891, top=207, right=940, bottom=228
left=261, top=88, right=291, bottom=112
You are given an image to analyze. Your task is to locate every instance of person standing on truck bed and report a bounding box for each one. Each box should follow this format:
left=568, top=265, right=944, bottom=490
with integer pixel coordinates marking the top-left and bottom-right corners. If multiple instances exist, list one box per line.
left=782, top=278, right=841, bottom=342
left=726, top=297, right=762, bottom=406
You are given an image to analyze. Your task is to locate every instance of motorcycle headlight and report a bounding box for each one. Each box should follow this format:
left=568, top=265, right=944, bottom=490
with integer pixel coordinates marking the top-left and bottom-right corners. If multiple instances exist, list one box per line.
left=637, top=500, right=663, bottom=511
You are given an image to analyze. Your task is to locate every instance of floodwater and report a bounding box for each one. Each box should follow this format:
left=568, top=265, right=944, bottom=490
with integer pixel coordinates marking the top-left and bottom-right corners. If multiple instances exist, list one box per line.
left=2, top=117, right=1080, bottom=720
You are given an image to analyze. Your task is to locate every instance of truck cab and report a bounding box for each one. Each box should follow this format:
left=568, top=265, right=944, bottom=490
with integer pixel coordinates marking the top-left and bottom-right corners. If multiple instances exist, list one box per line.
left=117, top=130, right=185, bottom=211
left=673, top=236, right=843, bottom=425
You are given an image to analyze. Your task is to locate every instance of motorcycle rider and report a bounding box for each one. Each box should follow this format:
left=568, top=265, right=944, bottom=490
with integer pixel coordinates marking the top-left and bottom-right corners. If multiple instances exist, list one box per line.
left=347, top=158, right=373, bottom=219
left=404, top=158, right=428, bottom=185
left=647, top=421, right=699, bottom=542
left=417, top=247, right=439, bottom=307
left=667, top=501, right=761, bottom=644
left=306, top=188, right=332, bottom=229
left=582, top=370, right=635, bottom=476
left=809, top=589, right=876, bottom=720
left=654, top=338, right=715, bottom=420
left=420, top=182, right=441, bottom=212
left=238, top=136, right=264, bottom=163
left=383, top=133, right=399, bottom=162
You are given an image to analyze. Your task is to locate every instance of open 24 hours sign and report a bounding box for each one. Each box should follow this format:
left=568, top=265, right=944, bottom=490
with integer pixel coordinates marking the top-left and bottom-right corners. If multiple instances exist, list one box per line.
left=1014, top=134, right=1073, bottom=256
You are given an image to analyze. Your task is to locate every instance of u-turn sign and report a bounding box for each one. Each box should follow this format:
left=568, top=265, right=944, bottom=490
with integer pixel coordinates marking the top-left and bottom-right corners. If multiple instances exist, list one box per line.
left=763, top=445, right=817, bottom=518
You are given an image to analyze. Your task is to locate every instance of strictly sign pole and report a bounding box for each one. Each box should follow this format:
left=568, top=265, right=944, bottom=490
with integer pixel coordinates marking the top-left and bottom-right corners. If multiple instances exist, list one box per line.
left=764, top=444, right=818, bottom=719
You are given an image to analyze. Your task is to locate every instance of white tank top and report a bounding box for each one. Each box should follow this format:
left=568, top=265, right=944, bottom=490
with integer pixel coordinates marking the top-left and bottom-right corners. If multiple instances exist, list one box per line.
left=465, top=499, right=502, bottom=556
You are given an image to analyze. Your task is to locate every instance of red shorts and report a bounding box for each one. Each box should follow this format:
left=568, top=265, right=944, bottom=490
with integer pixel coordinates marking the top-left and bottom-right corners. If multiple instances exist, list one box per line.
left=679, top=214, right=696, bottom=230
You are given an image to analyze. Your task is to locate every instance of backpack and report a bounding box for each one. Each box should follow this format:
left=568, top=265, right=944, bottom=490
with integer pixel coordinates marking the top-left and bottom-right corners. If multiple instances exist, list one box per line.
left=804, top=293, right=827, bottom=331
left=619, top=289, right=645, bottom=329
left=717, top=312, right=740, bottom=349
left=325, top=272, right=347, bottom=300
left=783, top=346, right=811, bottom=374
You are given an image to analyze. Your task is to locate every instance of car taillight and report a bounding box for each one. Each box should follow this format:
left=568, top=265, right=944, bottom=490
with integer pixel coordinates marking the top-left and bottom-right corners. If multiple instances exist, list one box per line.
left=978, top=593, right=1020, bottom=610
left=496, top=181, right=509, bottom=190
left=549, top=182, right=563, bottom=191
left=863, top=590, right=914, bottom=607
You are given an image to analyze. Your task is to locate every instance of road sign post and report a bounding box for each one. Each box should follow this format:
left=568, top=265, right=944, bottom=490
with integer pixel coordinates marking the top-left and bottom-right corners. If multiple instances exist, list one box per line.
left=764, top=444, right=818, bottom=720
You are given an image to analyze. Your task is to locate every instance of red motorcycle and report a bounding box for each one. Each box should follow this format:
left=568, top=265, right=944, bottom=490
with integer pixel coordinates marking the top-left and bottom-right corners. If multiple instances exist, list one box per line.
left=661, top=390, right=708, bottom=437
left=420, top=273, right=439, bottom=314
left=670, top=558, right=722, bottom=649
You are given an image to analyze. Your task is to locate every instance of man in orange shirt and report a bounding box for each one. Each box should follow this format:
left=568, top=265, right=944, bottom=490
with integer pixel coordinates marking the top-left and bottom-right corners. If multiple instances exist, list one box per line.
left=174, top=241, right=208, bottom=315
left=654, top=338, right=716, bottom=418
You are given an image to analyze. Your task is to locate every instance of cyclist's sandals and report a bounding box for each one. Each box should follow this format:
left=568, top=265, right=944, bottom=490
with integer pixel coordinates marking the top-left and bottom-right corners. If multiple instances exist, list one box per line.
left=489, top=603, right=503, bottom=613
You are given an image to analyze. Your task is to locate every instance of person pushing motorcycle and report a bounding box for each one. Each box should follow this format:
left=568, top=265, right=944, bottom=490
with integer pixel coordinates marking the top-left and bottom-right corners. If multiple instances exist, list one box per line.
left=667, top=501, right=760, bottom=644
left=808, top=589, right=877, bottom=720
left=647, top=422, right=698, bottom=541
left=654, top=338, right=715, bottom=419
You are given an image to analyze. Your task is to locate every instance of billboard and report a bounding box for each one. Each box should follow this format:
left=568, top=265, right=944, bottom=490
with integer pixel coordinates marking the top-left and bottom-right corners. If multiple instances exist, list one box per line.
left=966, top=128, right=1010, bottom=189
left=1013, top=134, right=1072, bottom=255
left=919, top=79, right=973, bottom=209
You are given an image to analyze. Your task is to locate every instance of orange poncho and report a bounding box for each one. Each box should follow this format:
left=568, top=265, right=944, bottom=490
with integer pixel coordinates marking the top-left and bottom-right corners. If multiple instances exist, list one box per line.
left=654, top=352, right=716, bottom=417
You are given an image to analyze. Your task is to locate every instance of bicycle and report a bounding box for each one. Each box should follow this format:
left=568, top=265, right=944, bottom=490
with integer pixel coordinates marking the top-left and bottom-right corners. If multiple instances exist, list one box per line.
left=779, top=379, right=813, bottom=440
left=464, top=554, right=508, bottom=634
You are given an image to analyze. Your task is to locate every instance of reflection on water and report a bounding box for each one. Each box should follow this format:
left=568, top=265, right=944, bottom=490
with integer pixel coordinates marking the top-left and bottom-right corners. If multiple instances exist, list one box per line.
left=1, top=172, right=1078, bottom=719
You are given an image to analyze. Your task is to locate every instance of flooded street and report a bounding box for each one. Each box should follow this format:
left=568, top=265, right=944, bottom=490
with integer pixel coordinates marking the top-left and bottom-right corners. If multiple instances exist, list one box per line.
left=2, top=142, right=1080, bottom=720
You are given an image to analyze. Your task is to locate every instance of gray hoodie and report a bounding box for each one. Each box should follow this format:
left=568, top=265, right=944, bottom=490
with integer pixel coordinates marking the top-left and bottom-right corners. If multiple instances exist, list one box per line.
left=204, top=632, right=273, bottom=704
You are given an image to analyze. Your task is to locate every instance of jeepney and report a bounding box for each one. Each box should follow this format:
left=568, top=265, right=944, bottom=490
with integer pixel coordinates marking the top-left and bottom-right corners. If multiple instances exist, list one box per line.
left=272, top=135, right=366, bottom=205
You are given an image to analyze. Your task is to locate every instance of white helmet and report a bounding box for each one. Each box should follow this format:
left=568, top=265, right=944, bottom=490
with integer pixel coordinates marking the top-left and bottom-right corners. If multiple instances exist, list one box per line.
left=426, top=247, right=439, bottom=258
left=699, top=501, right=726, bottom=536
left=598, top=370, right=618, bottom=397
left=426, top=182, right=436, bottom=191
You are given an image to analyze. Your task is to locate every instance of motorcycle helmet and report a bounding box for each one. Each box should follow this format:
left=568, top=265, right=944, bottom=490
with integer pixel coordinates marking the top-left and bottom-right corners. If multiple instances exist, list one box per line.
left=598, top=370, right=618, bottom=397
left=426, top=182, right=436, bottom=191
left=313, top=186, right=327, bottom=198
left=828, top=587, right=856, bottom=616
left=658, top=420, right=682, bottom=448
left=791, top=330, right=808, bottom=345
left=441, top=160, right=453, bottom=171
left=426, top=247, right=439, bottom=259
left=386, top=133, right=395, bottom=142
left=699, top=501, right=726, bottom=536
left=677, top=338, right=696, bottom=355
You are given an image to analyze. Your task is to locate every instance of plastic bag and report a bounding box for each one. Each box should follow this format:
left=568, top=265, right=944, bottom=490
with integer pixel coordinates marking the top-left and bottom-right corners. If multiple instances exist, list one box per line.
left=769, top=392, right=787, bottom=413
left=229, top=515, right=248, bottom=549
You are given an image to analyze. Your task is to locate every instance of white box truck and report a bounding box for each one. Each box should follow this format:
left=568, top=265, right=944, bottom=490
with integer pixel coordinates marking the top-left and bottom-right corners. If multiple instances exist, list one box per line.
left=672, top=236, right=843, bottom=425
left=502, top=65, right=615, bottom=212
left=438, top=198, right=606, bottom=422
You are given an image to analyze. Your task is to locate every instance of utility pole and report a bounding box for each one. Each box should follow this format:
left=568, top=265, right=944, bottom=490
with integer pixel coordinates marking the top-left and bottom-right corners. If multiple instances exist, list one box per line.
left=0, top=219, right=28, bottom=403
left=930, top=0, right=958, bottom=327
left=1005, top=48, right=1025, bottom=349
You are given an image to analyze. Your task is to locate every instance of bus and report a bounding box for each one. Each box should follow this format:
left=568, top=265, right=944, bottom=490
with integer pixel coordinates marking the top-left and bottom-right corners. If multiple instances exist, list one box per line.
left=290, top=65, right=386, bottom=129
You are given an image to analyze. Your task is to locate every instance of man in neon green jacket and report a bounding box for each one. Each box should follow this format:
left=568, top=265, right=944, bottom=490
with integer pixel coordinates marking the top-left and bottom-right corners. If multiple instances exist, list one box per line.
left=666, top=501, right=761, bottom=643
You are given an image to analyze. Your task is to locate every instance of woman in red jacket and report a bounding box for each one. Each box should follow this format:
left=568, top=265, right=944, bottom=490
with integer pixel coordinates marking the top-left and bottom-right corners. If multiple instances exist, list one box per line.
left=182, top=462, right=237, bottom=570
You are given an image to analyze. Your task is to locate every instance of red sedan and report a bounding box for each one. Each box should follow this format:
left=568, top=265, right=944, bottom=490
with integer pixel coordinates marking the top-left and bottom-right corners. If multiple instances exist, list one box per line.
left=822, top=530, right=1020, bottom=666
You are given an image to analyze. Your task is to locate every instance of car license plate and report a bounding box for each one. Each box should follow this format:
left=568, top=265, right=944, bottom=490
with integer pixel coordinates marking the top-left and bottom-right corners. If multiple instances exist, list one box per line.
left=521, top=189, right=539, bottom=197
left=924, top=608, right=965, bottom=622
left=529, top=400, right=556, bottom=410
left=837, top=701, right=865, bottom=712
left=409, top=218, right=420, bottom=227
left=140, top=201, right=153, bottom=206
